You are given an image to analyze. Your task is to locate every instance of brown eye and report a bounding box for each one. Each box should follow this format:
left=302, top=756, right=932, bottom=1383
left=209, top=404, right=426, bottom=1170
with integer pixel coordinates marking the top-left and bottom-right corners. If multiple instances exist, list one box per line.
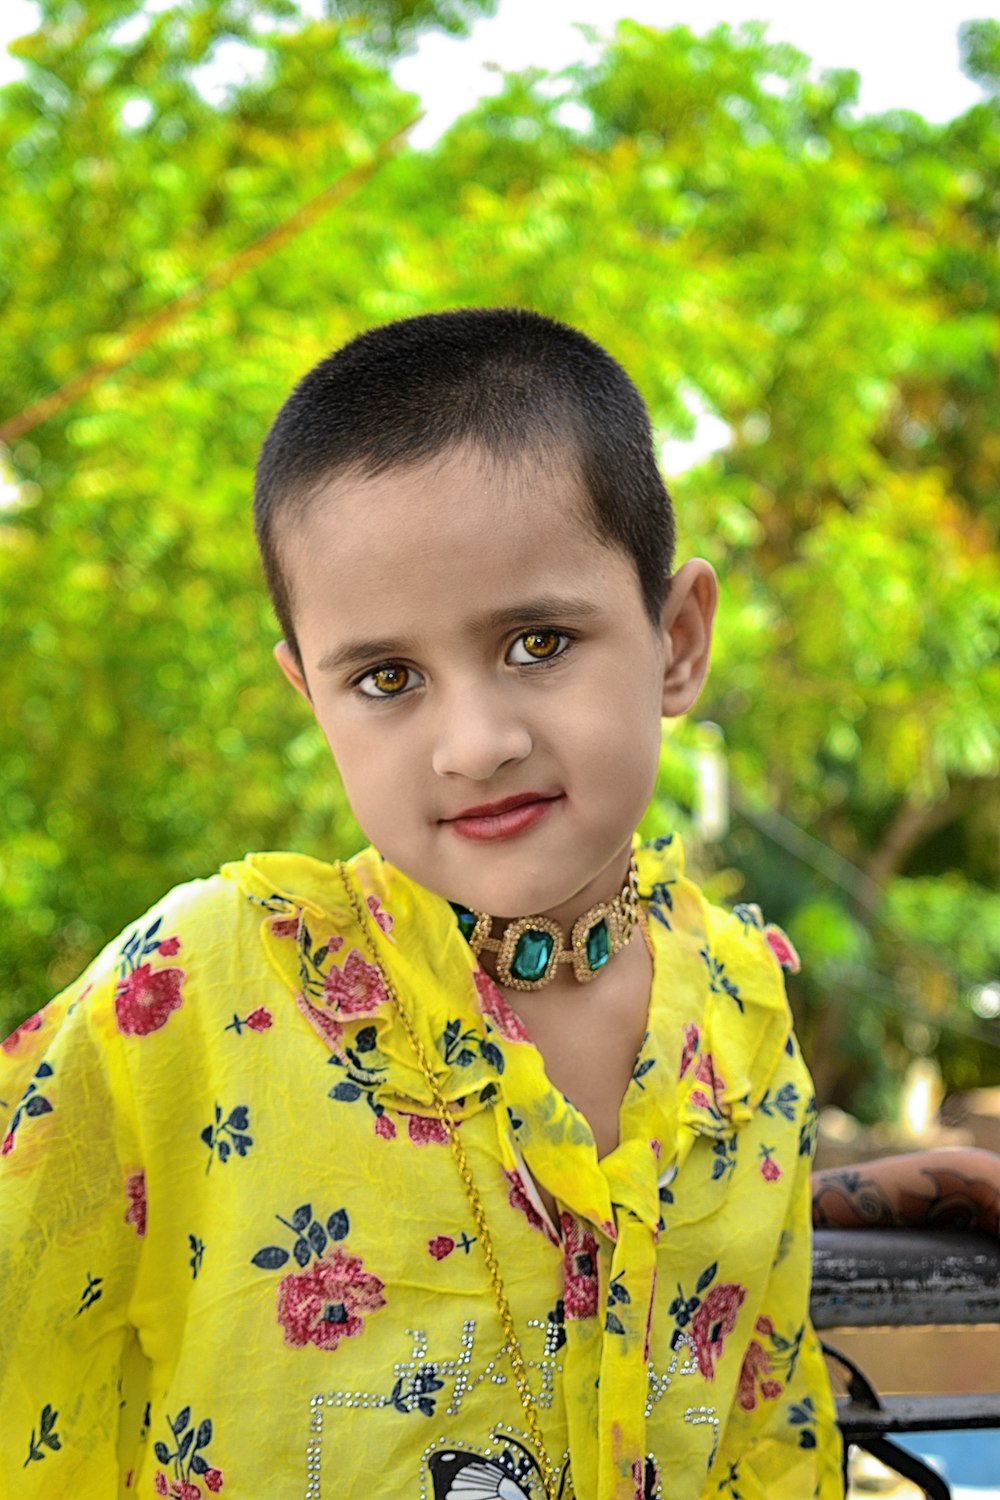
left=373, top=666, right=407, bottom=692
left=508, top=630, right=569, bottom=665
left=525, top=632, right=559, bottom=658
left=358, top=663, right=419, bottom=698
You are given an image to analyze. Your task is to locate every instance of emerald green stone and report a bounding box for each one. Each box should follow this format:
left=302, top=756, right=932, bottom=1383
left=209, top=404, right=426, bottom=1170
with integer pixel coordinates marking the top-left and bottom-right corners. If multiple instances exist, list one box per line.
left=586, top=919, right=611, bottom=971
left=450, top=904, right=477, bottom=944
left=511, top=929, right=555, bottom=983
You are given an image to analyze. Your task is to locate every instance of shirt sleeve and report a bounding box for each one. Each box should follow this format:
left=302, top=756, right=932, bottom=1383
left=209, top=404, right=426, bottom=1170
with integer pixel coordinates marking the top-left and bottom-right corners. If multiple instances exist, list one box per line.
left=0, top=947, right=150, bottom=1496
left=706, top=1037, right=844, bottom=1499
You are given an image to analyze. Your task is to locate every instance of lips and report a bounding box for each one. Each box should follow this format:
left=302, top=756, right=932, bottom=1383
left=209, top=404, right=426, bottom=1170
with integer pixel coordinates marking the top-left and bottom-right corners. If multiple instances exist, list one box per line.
left=443, top=792, right=563, bottom=843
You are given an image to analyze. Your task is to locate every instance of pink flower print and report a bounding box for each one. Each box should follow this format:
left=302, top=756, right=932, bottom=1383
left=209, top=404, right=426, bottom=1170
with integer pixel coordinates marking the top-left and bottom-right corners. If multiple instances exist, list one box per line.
left=245, top=1007, right=272, bottom=1032
left=473, top=971, right=531, bottom=1042
left=154, top=1417, right=222, bottom=1500
left=690, top=1281, right=746, bottom=1379
left=373, top=1112, right=396, bottom=1141
left=321, top=949, right=388, bottom=1019
left=759, top=1146, right=782, bottom=1182
left=2, top=1005, right=49, bottom=1055
left=156, top=1479, right=202, bottom=1500
left=1, top=1131, right=14, bottom=1157
left=560, top=1212, right=600, bottom=1321
left=678, top=1021, right=700, bottom=1079
left=428, top=1235, right=455, bottom=1260
left=694, top=1051, right=725, bottom=1103
left=737, top=1331, right=783, bottom=1411
left=114, top=961, right=186, bottom=1037
left=366, top=894, right=395, bottom=937
left=157, top=935, right=181, bottom=957
left=689, top=1052, right=728, bottom=1118
left=765, top=924, right=801, bottom=974
left=406, top=1114, right=449, bottom=1146
left=276, top=1246, right=386, bottom=1351
left=269, top=915, right=301, bottom=939
left=504, top=1169, right=557, bottom=1243
left=649, top=1137, right=661, bottom=1162
left=124, top=1170, right=147, bottom=1238
left=295, top=992, right=346, bottom=1056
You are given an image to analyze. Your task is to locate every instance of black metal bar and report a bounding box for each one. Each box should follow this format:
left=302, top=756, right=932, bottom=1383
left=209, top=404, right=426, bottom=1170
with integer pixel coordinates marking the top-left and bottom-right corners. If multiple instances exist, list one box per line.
left=859, top=1438, right=952, bottom=1500
left=811, top=1227, right=1000, bottom=1330
left=836, top=1391, right=1000, bottom=1436
left=813, top=1235, right=1000, bottom=1499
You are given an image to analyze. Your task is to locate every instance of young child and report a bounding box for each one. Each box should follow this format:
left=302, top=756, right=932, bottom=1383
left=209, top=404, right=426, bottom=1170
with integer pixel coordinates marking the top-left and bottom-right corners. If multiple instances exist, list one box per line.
left=6, top=307, right=984, bottom=1500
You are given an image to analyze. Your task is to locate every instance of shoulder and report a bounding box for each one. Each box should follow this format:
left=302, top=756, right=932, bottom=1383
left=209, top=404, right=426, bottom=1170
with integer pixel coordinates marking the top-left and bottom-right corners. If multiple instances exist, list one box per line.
left=2, top=866, right=263, bottom=1071
left=637, top=832, right=800, bottom=985
left=110, top=869, right=248, bottom=965
left=92, top=867, right=255, bottom=1002
left=639, top=833, right=807, bottom=1116
left=98, top=851, right=346, bottom=988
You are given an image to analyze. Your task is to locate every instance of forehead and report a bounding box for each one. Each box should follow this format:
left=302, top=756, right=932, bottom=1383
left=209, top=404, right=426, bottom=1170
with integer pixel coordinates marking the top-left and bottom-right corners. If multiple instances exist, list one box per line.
left=314, top=442, right=589, bottom=535
left=283, top=446, right=642, bottom=651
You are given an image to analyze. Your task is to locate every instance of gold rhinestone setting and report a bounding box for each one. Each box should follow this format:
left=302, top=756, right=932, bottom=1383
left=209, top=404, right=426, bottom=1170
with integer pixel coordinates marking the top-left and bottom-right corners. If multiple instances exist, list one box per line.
left=467, top=857, right=638, bottom=992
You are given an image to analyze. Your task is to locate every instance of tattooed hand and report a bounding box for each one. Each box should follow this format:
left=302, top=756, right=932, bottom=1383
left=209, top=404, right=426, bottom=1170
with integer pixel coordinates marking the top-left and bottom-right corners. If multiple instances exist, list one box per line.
left=811, top=1149, right=1000, bottom=1237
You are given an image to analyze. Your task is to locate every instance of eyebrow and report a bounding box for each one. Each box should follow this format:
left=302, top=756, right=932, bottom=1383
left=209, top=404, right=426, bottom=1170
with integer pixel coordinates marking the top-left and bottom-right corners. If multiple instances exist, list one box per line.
left=316, top=595, right=603, bottom=675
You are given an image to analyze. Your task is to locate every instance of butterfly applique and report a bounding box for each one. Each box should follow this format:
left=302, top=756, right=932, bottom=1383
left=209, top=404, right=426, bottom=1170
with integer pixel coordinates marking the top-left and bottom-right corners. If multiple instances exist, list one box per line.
left=428, top=1441, right=654, bottom=1498
left=429, top=1450, right=533, bottom=1499
left=428, top=1432, right=571, bottom=1500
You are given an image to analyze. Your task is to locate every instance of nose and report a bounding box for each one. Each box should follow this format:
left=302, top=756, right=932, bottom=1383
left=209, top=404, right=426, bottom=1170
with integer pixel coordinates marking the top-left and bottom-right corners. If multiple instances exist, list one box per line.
left=430, top=687, right=533, bottom=781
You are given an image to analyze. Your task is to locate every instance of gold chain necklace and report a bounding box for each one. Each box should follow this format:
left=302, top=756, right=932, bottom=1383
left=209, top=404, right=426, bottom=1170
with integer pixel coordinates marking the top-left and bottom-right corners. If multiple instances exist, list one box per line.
left=336, top=864, right=559, bottom=1500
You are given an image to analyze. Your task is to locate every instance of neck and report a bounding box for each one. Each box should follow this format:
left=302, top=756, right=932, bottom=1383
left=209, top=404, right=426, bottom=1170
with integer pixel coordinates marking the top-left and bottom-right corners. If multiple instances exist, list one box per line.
left=497, top=844, right=635, bottom=933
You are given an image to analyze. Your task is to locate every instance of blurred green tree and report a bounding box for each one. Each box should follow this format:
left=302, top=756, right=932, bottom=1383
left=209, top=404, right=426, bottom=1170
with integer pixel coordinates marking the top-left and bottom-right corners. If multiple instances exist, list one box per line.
left=1, top=7, right=997, bottom=1122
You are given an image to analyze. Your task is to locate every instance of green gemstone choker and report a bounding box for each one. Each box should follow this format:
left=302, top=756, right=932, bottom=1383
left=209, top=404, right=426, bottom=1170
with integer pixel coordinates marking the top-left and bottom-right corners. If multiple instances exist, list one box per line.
left=450, top=856, right=639, bottom=992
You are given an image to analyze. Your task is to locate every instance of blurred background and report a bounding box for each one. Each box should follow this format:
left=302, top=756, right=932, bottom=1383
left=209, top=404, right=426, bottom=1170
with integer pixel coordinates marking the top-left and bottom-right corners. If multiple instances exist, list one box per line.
left=1, top=0, right=999, bottom=1147
left=2, top=5, right=1000, bottom=1493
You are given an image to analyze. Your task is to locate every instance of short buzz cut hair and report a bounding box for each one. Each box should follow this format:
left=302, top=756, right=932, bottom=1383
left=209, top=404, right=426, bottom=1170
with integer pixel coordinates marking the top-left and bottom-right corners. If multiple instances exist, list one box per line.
left=254, top=307, right=675, bottom=660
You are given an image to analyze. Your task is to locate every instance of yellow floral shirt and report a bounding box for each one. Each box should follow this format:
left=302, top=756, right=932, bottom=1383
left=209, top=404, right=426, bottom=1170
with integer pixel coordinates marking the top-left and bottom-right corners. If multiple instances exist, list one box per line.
left=0, top=836, right=843, bottom=1500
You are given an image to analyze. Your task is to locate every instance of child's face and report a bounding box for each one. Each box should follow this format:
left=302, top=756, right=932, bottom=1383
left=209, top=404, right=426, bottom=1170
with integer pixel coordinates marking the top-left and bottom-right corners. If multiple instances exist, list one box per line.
left=276, top=445, right=715, bottom=923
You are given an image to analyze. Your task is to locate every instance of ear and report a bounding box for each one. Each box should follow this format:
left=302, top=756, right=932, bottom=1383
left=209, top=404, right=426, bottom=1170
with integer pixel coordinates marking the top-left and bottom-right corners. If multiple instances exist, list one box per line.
left=659, top=559, right=718, bottom=718
left=274, top=640, right=312, bottom=703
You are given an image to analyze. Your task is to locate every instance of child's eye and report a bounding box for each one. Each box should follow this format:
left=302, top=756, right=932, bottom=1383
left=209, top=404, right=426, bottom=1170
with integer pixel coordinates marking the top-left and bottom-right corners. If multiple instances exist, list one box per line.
left=355, top=663, right=422, bottom=699
left=507, top=630, right=570, bottom=665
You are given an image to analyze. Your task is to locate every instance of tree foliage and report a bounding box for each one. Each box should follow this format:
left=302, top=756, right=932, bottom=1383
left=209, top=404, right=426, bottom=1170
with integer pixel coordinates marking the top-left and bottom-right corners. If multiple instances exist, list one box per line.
left=1, top=4, right=998, bottom=1120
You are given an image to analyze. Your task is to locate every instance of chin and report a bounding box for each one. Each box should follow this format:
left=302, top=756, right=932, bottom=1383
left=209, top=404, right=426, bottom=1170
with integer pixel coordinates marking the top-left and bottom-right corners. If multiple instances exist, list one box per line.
left=441, top=877, right=536, bottom=920
left=465, top=876, right=583, bottom=922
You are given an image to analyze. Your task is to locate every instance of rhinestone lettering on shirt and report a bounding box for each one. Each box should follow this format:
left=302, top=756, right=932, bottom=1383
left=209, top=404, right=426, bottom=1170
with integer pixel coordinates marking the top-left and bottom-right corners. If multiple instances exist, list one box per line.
left=303, top=1319, right=567, bottom=1497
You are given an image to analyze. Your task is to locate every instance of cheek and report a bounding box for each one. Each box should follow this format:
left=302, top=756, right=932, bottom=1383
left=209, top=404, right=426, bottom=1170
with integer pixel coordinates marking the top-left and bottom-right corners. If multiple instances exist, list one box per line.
left=562, top=688, right=661, bottom=798
left=576, top=657, right=663, bottom=752
left=317, top=711, right=418, bottom=813
left=604, top=678, right=664, bottom=793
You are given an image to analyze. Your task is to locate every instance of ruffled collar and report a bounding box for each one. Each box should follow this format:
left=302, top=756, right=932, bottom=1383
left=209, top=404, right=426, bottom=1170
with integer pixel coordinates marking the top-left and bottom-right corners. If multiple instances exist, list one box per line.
left=229, top=845, right=500, bottom=1117
left=224, top=836, right=794, bottom=1230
